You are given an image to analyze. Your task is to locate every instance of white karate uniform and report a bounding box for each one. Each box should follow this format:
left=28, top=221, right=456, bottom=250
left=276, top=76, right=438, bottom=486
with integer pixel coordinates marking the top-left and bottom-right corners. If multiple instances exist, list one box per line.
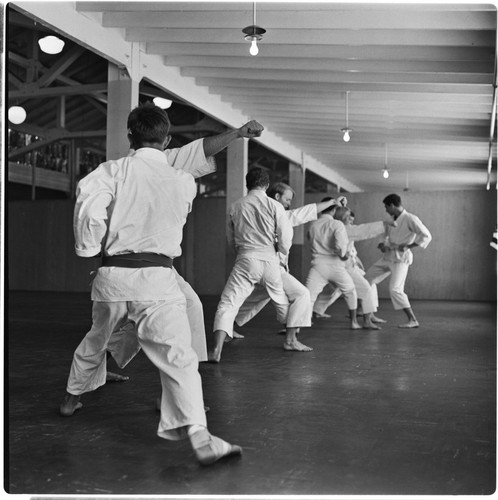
left=365, top=209, right=432, bottom=310
left=108, top=268, right=208, bottom=366
left=105, top=143, right=214, bottom=365
left=312, top=221, right=386, bottom=315
left=305, top=214, right=357, bottom=310
left=213, top=189, right=293, bottom=337
left=235, top=204, right=317, bottom=328
left=68, top=141, right=212, bottom=441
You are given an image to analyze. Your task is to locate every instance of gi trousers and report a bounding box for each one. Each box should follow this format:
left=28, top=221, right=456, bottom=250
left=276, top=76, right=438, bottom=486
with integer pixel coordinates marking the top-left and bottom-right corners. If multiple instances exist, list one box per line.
left=213, top=256, right=289, bottom=338
left=313, top=269, right=379, bottom=315
left=235, top=269, right=312, bottom=328
left=66, top=293, right=207, bottom=441
left=107, top=268, right=208, bottom=366
left=305, top=255, right=358, bottom=311
left=365, top=257, right=411, bottom=310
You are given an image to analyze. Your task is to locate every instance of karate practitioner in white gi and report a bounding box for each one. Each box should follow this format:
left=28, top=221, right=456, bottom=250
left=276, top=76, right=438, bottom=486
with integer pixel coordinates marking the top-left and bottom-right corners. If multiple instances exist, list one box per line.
left=305, top=199, right=362, bottom=330
left=59, top=102, right=264, bottom=465
left=103, top=145, right=224, bottom=373
left=208, top=169, right=294, bottom=362
left=331, top=206, right=394, bottom=329
left=232, top=182, right=339, bottom=351
left=313, top=209, right=389, bottom=326
left=364, top=193, right=432, bottom=328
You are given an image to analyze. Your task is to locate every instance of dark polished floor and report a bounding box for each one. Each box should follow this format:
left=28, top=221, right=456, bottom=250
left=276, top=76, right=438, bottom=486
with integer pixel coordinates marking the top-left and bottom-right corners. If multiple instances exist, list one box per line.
left=6, top=291, right=497, bottom=496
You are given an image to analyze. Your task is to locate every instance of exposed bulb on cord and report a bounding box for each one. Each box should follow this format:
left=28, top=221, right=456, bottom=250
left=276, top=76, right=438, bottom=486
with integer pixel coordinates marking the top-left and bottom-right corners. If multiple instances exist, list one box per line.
left=249, top=39, right=259, bottom=56
left=343, top=130, right=350, bottom=142
left=383, top=168, right=389, bottom=179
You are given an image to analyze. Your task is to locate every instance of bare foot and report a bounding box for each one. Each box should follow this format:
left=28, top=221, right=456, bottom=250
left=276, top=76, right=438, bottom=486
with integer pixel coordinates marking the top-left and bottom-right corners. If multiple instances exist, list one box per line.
left=363, top=321, right=381, bottom=330
left=60, top=393, right=82, bottom=417
left=313, top=312, right=331, bottom=319
left=283, top=340, right=313, bottom=352
left=399, top=320, right=419, bottom=329
left=189, top=428, right=242, bottom=466
left=371, top=315, right=387, bottom=324
left=106, top=371, right=129, bottom=382
left=225, top=331, right=245, bottom=342
left=351, top=321, right=362, bottom=330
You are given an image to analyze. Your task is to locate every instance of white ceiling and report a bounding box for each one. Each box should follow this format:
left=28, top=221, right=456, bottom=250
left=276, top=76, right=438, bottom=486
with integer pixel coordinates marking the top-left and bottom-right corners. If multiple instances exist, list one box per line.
left=12, top=1, right=498, bottom=192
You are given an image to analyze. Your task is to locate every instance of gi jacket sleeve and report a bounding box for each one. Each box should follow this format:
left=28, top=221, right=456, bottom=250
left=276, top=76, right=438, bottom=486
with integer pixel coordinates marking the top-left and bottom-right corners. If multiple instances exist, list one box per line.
left=287, top=203, right=318, bottom=227
left=275, top=203, right=293, bottom=256
left=346, top=221, right=385, bottom=242
left=408, top=214, right=432, bottom=249
left=163, top=139, right=216, bottom=179
left=73, top=165, right=115, bottom=257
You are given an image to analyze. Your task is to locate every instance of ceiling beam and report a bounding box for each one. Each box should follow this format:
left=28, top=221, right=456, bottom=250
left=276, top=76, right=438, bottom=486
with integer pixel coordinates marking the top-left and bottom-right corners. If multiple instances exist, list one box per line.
left=9, top=82, right=107, bottom=99
left=199, top=78, right=493, bottom=95
left=36, top=45, right=85, bottom=88
left=126, top=28, right=495, bottom=47
left=182, top=67, right=492, bottom=85
left=76, top=2, right=497, bottom=13
left=148, top=43, right=495, bottom=61
left=164, top=56, right=493, bottom=74
left=101, top=10, right=495, bottom=30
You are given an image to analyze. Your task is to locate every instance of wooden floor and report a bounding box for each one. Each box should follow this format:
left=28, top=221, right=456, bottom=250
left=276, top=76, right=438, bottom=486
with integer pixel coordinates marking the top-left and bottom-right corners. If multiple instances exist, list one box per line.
left=6, top=291, right=497, bottom=496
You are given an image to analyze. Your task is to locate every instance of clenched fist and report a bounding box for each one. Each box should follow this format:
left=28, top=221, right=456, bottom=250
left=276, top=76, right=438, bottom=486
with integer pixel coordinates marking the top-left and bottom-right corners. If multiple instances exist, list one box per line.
left=238, top=120, right=264, bottom=138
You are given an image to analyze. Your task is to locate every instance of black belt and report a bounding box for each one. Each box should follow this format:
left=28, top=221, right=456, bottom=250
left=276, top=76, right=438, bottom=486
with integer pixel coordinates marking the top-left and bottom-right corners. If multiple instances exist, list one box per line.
left=101, top=253, right=173, bottom=268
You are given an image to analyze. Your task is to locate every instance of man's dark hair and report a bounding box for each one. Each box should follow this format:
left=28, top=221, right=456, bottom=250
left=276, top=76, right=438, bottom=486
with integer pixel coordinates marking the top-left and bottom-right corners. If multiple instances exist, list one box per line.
left=127, top=102, right=171, bottom=146
left=321, top=196, right=338, bottom=214
left=267, top=182, right=295, bottom=200
left=383, top=193, right=402, bottom=207
left=246, top=168, right=270, bottom=190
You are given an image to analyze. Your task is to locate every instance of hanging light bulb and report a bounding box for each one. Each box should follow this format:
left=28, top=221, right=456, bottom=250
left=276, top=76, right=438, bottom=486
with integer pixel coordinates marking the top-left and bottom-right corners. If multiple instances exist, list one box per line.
left=153, top=97, right=173, bottom=109
left=340, top=91, right=352, bottom=142
left=38, top=35, right=65, bottom=54
left=242, top=2, right=266, bottom=56
left=382, top=143, right=389, bottom=179
left=8, top=105, right=27, bottom=124
left=249, top=39, right=259, bottom=56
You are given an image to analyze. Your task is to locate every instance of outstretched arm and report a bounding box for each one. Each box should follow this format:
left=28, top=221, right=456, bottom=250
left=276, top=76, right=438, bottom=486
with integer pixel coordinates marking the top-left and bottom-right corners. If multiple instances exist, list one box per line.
left=316, top=198, right=337, bottom=213
left=203, top=120, right=264, bottom=157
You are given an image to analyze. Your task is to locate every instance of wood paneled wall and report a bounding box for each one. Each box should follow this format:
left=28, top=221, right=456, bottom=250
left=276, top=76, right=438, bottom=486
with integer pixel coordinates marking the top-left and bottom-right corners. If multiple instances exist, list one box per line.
left=7, top=200, right=98, bottom=292
left=7, top=190, right=497, bottom=301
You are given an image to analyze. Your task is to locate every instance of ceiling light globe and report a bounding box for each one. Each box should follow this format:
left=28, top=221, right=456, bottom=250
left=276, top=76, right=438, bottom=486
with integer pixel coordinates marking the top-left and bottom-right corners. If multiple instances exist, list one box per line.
left=153, top=97, right=173, bottom=109
left=38, top=35, right=65, bottom=54
left=8, top=106, right=27, bottom=124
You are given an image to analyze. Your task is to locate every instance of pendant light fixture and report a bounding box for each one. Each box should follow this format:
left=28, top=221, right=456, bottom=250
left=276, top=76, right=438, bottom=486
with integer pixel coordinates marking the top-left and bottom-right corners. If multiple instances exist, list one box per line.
left=340, top=91, right=352, bottom=142
left=382, top=143, right=389, bottom=179
left=153, top=97, right=173, bottom=109
left=242, top=2, right=266, bottom=56
left=38, top=35, right=65, bottom=54
left=8, top=105, right=27, bottom=124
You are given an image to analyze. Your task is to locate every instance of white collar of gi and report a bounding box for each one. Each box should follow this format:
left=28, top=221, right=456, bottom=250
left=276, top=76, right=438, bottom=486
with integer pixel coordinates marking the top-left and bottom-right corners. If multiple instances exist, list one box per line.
left=394, top=208, right=406, bottom=221
left=248, top=188, right=267, bottom=197
left=129, top=147, right=167, bottom=160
